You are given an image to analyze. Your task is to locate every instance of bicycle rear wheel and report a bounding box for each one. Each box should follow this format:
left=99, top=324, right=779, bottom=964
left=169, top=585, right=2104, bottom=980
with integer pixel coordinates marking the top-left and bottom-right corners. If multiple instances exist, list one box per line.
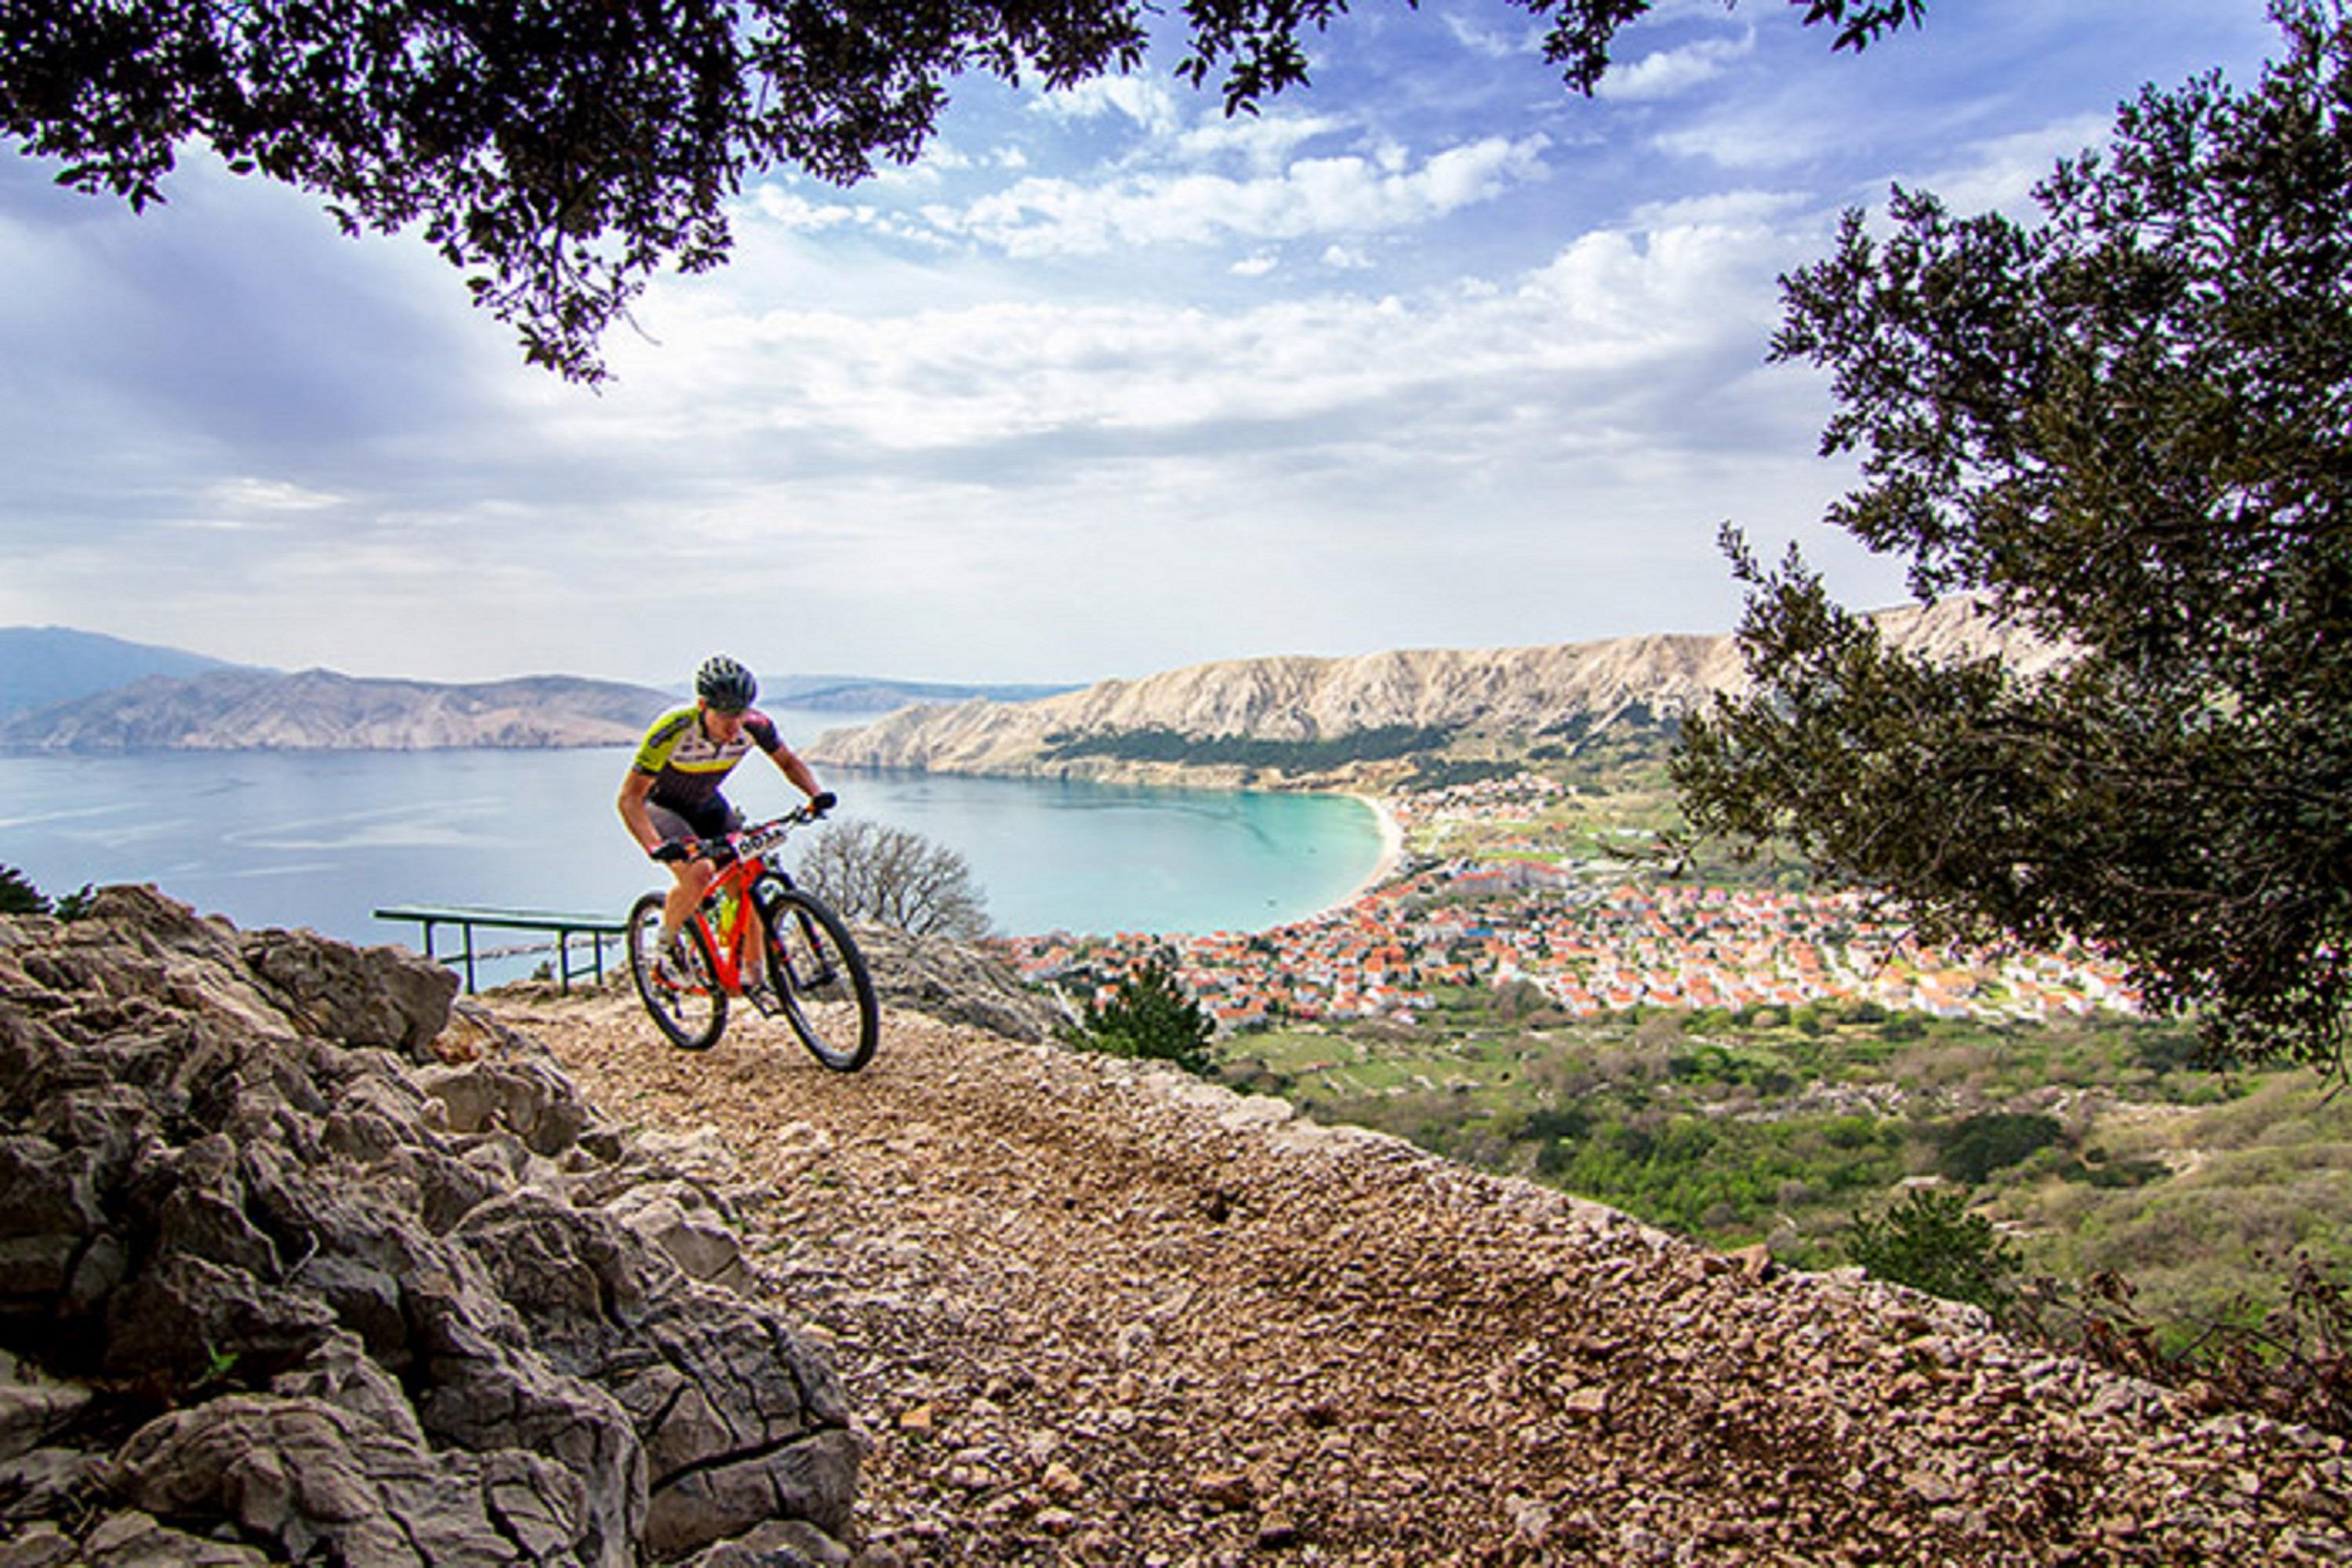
left=628, top=892, right=727, bottom=1051
left=764, top=887, right=879, bottom=1072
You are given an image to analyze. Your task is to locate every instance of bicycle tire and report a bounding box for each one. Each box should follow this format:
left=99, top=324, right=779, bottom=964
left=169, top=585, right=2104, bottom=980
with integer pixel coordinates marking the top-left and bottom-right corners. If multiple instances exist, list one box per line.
left=627, top=892, right=728, bottom=1051
left=764, top=887, right=879, bottom=1072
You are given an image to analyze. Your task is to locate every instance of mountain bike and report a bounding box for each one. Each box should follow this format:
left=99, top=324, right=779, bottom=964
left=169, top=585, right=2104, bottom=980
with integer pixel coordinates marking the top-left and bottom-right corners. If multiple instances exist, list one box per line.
left=626, top=804, right=880, bottom=1069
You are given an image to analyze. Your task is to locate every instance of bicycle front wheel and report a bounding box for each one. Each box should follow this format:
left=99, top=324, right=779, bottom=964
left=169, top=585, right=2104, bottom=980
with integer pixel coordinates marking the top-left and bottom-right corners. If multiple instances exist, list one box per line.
left=764, top=888, right=879, bottom=1072
left=628, top=892, right=727, bottom=1051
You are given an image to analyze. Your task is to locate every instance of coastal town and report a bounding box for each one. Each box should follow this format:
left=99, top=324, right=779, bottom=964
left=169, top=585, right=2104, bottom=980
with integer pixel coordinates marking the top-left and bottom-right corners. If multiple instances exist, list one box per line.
left=990, top=774, right=2141, bottom=1035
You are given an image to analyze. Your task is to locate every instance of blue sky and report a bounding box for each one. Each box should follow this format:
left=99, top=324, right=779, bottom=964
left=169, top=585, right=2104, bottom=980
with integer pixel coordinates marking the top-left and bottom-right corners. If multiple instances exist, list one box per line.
left=0, top=0, right=2285, bottom=687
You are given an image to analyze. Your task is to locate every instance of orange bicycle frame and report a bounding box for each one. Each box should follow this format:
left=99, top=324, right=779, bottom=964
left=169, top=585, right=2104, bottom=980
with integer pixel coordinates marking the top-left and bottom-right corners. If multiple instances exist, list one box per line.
left=688, top=849, right=770, bottom=994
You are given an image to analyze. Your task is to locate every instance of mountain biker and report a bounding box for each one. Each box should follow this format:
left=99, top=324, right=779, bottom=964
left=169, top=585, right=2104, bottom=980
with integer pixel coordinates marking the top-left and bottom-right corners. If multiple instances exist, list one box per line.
left=619, top=654, right=833, bottom=993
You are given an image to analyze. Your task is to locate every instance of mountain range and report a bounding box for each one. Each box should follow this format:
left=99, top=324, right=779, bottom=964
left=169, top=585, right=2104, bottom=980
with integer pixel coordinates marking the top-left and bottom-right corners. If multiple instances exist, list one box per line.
left=800, top=598, right=2063, bottom=788
left=0, top=626, right=244, bottom=720
left=0, top=667, right=675, bottom=751
left=2, top=604, right=2052, bottom=763
left=0, top=629, right=1077, bottom=750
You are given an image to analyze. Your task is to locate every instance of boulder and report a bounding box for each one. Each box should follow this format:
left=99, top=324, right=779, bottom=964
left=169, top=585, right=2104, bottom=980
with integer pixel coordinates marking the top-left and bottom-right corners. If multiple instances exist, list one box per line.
left=854, top=926, right=1063, bottom=1042
left=237, top=924, right=459, bottom=1059
left=0, top=890, right=861, bottom=1564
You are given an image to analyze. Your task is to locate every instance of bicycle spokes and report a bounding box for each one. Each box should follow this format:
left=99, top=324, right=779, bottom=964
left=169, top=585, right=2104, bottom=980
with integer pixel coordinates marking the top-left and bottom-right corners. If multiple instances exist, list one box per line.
left=629, top=893, right=727, bottom=1051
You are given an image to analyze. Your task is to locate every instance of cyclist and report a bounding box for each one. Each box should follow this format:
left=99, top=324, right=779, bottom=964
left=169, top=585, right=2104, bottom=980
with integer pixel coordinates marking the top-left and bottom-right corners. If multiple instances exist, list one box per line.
left=619, top=654, right=833, bottom=993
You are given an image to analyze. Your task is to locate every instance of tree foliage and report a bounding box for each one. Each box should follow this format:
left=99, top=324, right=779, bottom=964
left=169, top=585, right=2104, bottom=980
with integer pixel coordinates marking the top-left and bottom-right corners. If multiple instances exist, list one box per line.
left=1066, top=954, right=1214, bottom=1075
left=2, top=0, right=1925, bottom=380
left=1674, top=1, right=2352, bottom=1074
left=793, top=818, right=990, bottom=939
left=0, top=864, right=48, bottom=916
left=1846, top=1187, right=2022, bottom=1315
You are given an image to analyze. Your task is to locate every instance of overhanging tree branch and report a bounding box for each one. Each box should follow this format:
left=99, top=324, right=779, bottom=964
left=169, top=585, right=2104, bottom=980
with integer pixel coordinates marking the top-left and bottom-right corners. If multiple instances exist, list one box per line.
left=2, top=0, right=1937, bottom=381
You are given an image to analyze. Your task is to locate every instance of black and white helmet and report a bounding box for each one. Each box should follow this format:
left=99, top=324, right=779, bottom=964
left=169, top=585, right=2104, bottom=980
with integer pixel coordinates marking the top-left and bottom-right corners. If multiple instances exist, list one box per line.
left=695, top=655, right=757, bottom=712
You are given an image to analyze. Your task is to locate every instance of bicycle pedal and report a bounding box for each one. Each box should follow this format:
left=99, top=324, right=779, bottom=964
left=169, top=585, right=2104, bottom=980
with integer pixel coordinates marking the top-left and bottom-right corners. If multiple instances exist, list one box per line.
left=744, top=982, right=783, bottom=1017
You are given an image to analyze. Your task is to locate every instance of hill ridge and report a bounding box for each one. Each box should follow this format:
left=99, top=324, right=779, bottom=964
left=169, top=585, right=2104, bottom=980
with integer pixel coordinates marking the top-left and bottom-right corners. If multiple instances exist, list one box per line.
left=803, top=599, right=2063, bottom=786
left=0, top=665, right=673, bottom=750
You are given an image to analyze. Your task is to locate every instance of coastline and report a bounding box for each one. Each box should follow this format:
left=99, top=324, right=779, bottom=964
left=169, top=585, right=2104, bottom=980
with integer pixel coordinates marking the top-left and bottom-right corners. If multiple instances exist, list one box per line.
left=1283, top=793, right=1405, bottom=928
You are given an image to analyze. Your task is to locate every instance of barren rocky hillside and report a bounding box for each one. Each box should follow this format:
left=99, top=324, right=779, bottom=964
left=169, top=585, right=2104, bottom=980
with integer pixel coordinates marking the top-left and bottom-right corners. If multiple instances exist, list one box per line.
left=4, top=895, right=2342, bottom=1566
left=803, top=599, right=2065, bottom=786
left=0, top=667, right=670, bottom=750
left=514, top=982, right=2343, bottom=1566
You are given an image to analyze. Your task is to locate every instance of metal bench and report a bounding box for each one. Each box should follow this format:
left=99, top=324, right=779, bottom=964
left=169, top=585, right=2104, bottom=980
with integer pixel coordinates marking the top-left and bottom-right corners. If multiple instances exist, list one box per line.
left=373, top=903, right=627, bottom=995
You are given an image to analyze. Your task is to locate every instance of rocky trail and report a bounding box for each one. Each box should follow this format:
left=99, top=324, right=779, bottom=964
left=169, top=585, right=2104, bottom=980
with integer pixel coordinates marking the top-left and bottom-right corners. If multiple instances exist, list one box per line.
left=503, top=985, right=2350, bottom=1568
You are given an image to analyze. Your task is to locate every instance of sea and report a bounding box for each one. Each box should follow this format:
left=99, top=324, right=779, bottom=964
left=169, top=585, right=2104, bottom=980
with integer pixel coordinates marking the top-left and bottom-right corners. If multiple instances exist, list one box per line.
left=0, top=707, right=1385, bottom=983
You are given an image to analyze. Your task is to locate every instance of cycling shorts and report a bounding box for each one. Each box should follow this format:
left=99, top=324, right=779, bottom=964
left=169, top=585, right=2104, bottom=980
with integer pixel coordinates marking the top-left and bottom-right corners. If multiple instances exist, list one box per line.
left=648, top=793, right=742, bottom=846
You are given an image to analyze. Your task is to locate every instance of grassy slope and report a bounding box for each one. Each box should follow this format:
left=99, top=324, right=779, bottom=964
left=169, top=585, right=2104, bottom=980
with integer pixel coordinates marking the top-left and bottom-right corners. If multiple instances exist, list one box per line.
left=1203, top=735, right=2350, bottom=1345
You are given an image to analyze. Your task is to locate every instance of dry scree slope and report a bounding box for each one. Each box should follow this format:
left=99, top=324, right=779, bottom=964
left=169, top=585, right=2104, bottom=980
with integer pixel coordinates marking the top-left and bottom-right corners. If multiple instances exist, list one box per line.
left=502, top=988, right=2350, bottom=1567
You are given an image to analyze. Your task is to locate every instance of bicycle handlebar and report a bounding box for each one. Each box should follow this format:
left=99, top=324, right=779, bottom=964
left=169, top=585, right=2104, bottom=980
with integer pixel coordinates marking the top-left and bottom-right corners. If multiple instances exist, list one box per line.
left=652, top=797, right=833, bottom=867
left=729, top=800, right=832, bottom=859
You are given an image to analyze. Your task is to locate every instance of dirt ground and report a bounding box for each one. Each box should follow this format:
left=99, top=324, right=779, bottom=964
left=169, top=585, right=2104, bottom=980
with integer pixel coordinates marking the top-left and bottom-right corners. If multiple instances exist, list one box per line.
left=495, top=987, right=2350, bottom=1568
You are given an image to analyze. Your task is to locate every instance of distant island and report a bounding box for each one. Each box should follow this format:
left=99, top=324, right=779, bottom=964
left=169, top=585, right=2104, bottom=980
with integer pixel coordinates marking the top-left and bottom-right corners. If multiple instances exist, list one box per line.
left=0, top=625, right=247, bottom=721
left=0, top=667, right=675, bottom=752
left=0, top=628, right=1079, bottom=751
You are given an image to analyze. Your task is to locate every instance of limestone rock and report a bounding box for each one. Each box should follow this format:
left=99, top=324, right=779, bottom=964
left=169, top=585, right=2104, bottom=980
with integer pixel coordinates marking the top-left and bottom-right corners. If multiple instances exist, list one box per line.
left=0, top=891, right=859, bottom=1566
left=853, top=926, right=1064, bottom=1043
left=805, top=600, right=2065, bottom=786
left=238, top=924, right=458, bottom=1058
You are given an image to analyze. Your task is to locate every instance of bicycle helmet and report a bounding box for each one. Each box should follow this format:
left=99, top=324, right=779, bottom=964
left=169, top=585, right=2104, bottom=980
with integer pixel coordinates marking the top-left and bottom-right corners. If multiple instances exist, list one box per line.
left=695, top=655, right=757, bottom=712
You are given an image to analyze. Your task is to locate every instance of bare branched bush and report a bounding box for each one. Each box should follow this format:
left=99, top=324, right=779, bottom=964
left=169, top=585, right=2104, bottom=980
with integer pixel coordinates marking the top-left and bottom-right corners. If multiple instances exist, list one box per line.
left=794, top=820, right=990, bottom=940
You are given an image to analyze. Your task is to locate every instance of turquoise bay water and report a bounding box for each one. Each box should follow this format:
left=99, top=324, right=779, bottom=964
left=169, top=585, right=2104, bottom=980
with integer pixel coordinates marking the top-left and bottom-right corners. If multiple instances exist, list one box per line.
left=0, top=712, right=1383, bottom=969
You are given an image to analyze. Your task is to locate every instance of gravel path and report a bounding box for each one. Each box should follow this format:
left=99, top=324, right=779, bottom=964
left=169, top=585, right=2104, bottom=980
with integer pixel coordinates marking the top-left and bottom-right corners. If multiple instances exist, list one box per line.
left=498, top=989, right=2350, bottom=1567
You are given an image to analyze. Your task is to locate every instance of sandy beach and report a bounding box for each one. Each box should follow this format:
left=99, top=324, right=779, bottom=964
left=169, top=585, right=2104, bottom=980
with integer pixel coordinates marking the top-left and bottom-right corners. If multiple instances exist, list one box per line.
left=1288, top=792, right=1405, bottom=926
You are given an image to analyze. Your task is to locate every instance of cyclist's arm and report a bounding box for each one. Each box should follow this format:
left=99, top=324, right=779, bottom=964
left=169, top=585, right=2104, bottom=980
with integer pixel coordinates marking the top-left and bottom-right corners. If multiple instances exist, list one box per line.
left=768, top=742, right=824, bottom=804
left=617, top=768, right=667, bottom=854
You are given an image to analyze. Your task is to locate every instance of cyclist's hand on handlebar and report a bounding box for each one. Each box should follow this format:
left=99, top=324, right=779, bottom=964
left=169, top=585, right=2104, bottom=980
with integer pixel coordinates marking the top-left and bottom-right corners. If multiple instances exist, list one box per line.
left=808, top=790, right=837, bottom=816
left=650, top=840, right=695, bottom=863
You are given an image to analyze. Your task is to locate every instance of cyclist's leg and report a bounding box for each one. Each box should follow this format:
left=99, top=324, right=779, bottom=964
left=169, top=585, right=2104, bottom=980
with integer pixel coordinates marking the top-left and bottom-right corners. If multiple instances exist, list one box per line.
left=648, top=798, right=730, bottom=950
left=697, top=800, right=777, bottom=993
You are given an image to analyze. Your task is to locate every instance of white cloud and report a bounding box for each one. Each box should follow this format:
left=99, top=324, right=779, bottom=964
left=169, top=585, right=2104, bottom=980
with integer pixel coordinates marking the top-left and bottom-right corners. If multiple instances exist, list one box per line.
left=1904, top=114, right=2111, bottom=216
left=1440, top=9, right=1540, bottom=60
left=1028, top=74, right=1183, bottom=137
left=1651, top=105, right=1839, bottom=172
left=750, top=188, right=864, bottom=230
left=1175, top=113, right=1349, bottom=172
left=932, top=135, right=1552, bottom=256
left=205, top=477, right=343, bottom=513
left=595, top=196, right=1807, bottom=465
left=1599, top=32, right=1757, bottom=101
left=1232, top=253, right=1279, bottom=278
left=1322, top=245, right=1373, bottom=270
left=1628, top=189, right=1809, bottom=227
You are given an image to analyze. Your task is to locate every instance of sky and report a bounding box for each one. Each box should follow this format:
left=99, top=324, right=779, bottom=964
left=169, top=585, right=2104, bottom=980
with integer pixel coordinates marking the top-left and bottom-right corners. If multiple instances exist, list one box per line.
left=0, top=0, right=2288, bottom=688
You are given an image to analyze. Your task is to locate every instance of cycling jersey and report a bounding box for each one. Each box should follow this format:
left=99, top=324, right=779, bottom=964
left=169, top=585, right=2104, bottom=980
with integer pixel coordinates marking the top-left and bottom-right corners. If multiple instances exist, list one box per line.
left=631, top=706, right=783, bottom=811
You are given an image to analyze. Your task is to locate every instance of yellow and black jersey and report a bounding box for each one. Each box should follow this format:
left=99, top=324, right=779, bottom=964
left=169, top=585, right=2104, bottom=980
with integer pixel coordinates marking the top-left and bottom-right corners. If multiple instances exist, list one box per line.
left=630, top=706, right=782, bottom=809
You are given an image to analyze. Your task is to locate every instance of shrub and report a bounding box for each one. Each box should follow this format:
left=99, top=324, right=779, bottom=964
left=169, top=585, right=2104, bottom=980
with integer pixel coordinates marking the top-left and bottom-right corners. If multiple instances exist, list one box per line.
left=1065, top=957, right=1214, bottom=1076
left=0, top=865, right=47, bottom=916
left=1933, top=1112, right=2064, bottom=1185
left=793, top=820, right=990, bottom=939
left=1846, top=1188, right=2022, bottom=1315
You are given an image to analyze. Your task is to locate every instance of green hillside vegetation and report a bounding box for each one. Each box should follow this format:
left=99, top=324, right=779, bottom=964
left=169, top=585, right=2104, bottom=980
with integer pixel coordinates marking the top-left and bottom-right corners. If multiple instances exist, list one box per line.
left=1163, top=748, right=2349, bottom=1370
left=1212, top=996, right=2350, bottom=1348
left=1035, top=710, right=1702, bottom=795
left=1403, top=744, right=1809, bottom=891
left=1040, top=724, right=1457, bottom=771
